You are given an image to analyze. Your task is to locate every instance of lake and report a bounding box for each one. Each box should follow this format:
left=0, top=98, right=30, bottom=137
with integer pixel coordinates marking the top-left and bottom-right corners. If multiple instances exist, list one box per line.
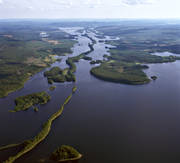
left=1, top=28, right=180, bottom=163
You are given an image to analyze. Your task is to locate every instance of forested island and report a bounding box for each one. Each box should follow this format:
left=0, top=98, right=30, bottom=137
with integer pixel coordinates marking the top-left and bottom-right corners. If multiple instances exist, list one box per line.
left=11, top=91, right=51, bottom=112
left=0, top=87, right=78, bottom=163
left=44, top=66, right=75, bottom=83
left=91, top=61, right=150, bottom=85
left=50, top=145, right=82, bottom=162
left=90, top=25, right=180, bottom=85
left=1, top=20, right=180, bottom=163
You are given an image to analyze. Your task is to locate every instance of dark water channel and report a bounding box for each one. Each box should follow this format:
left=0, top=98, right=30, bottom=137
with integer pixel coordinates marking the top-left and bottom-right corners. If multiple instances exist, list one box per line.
left=1, top=28, right=180, bottom=163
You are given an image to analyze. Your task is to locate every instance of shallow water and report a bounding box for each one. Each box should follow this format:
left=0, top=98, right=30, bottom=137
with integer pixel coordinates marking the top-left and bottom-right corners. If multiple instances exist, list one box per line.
left=1, top=28, right=180, bottom=163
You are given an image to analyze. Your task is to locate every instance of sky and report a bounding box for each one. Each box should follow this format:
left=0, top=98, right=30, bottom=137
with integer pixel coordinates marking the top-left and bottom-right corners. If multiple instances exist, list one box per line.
left=0, top=0, right=180, bottom=19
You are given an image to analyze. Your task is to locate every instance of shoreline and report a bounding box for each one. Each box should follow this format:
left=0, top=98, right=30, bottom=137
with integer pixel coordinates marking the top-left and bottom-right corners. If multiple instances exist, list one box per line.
left=1, top=87, right=77, bottom=163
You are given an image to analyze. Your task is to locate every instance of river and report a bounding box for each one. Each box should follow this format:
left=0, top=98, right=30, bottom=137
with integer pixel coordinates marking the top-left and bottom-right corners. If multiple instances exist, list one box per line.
left=0, top=28, right=180, bottom=163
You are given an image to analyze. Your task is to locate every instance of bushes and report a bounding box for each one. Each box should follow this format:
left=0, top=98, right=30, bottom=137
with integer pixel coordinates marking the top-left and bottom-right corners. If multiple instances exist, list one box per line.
left=50, top=145, right=82, bottom=161
left=44, top=66, right=75, bottom=83
left=3, top=88, right=77, bottom=163
left=91, top=61, right=150, bottom=85
left=13, top=92, right=51, bottom=112
left=49, top=86, right=56, bottom=91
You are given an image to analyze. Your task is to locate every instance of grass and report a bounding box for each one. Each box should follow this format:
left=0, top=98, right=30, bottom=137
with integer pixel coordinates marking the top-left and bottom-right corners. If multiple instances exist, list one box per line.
left=1, top=87, right=77, bottom=163
left=11, top=92, right=50, bottom=112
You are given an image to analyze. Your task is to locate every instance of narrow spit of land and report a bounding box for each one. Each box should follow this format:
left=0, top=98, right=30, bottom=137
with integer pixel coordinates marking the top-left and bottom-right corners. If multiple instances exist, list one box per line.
left=0, top=29, right=96, bottom=163
left=0, top=86, right=77, bottom=163
left=44, top=34, right=96, bottom=83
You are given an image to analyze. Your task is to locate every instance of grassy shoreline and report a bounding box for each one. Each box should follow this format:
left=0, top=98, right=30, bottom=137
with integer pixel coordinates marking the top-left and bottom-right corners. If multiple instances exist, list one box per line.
left=50, top=145, right=82, bottom=162
left=90, top=60, right=151, bottom=85
left=1, top=87, right=77, bottom=163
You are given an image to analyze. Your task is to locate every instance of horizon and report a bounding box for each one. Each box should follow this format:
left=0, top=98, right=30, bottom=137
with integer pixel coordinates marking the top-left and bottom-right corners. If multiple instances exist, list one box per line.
left=0, top=0, right=180, bottom=19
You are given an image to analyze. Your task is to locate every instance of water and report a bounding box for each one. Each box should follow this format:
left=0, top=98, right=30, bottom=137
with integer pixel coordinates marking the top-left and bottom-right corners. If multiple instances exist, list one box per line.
left=152, top=51, right=180, bottom=57
left=1, top=28, right=180, bottom=163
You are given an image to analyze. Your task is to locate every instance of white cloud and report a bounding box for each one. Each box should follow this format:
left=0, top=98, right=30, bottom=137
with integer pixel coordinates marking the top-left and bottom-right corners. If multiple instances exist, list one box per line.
left=122, top=0, right=157, bottom=5
left=0, top=0, right=179, bottom=19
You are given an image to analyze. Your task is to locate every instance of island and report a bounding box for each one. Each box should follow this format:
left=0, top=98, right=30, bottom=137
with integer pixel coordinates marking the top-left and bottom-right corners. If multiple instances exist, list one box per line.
left=0, top=87, right=77, bottom=163
left=11, top=91, right=51, bottom=112
left=90, top=60, right=103, bottom=64
left=50, top=145, right=82, bottom=162
left=44, top=66, right=75, bottom=84
left=89, top=25, right=180, bottom=85
left=91, top=60, right=150, bottom=85
left=49, top=85, right=56, bottom=91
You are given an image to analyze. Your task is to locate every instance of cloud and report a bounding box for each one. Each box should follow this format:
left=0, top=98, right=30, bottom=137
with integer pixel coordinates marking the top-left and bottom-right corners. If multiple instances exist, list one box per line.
left=122, top=0, right=156, bottom=5
left=0, top=0, right=179, bottom=19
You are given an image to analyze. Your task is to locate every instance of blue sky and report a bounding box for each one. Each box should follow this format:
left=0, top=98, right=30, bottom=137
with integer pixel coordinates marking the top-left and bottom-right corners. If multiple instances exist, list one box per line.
left=0, top=0, right=180, bottom=19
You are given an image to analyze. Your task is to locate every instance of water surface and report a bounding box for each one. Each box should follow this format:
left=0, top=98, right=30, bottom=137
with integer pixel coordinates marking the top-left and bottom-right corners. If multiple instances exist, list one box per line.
left=1, top=28, right=180, bottom=163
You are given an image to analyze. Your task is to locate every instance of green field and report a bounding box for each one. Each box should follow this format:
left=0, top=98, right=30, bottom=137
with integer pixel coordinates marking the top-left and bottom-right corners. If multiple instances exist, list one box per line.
left=0, top=22, right=76, bottom=98
left=90, top=24, right=180, bottom=85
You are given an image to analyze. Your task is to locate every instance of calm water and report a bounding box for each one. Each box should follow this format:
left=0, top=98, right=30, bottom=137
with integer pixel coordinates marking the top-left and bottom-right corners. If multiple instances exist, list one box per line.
left=1, top=28, right=180, bottom=163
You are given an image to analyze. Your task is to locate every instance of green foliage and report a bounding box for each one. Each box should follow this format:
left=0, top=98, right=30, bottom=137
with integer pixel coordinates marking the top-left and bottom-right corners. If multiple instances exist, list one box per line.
left=83, top=56, right=92, bottom=61
left=72, top=86, right=77, bottom=93
left=91, top=61, right=150, bottom=85
left=44, top=66, right=75, bottom=83
left=12, top=92, right=50, bottom=112
left=44, top=67, right=66, bottom=83
left=109, top=49, right=179, bottom=64
left=64, top=36, right=96, bottom=82
left=91, top=24, right=180, bottom=85
left=49, top=85, right=56, bottom=91
left=2, top=88, right=77, bottom=163
left=50, top=145, right=81, bottom=161
left=0, top=23, right=76, bottom=98
left=33, top=107, right=39, bottom=112
left=90, top=60, right=103, bottom=64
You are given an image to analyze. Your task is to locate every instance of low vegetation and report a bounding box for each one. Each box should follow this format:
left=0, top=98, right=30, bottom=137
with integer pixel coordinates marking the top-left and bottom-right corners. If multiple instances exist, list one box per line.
left=50, top=145, right=82, bottom=162
left=72, top=86, right=77, bottom=93
left=33, top=107, right=39, bottom=112
left=90, top=60, right=103, bottom=64
left=0, top=22, right=76, bottom=98
left=11, top=91, right=50, bottom=112
left=49, top=85, right=56, bottom=91
left=109, top=49, right=180, bottom=64
left=64, top=41, right=95, bottom=82
left=44, top=66, right=75, bottom=83
left=91, top=61, right=150, bottom=85
left=90, top=24, right=180, bottom=85
left=1, top=87, right=77, bottom=163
